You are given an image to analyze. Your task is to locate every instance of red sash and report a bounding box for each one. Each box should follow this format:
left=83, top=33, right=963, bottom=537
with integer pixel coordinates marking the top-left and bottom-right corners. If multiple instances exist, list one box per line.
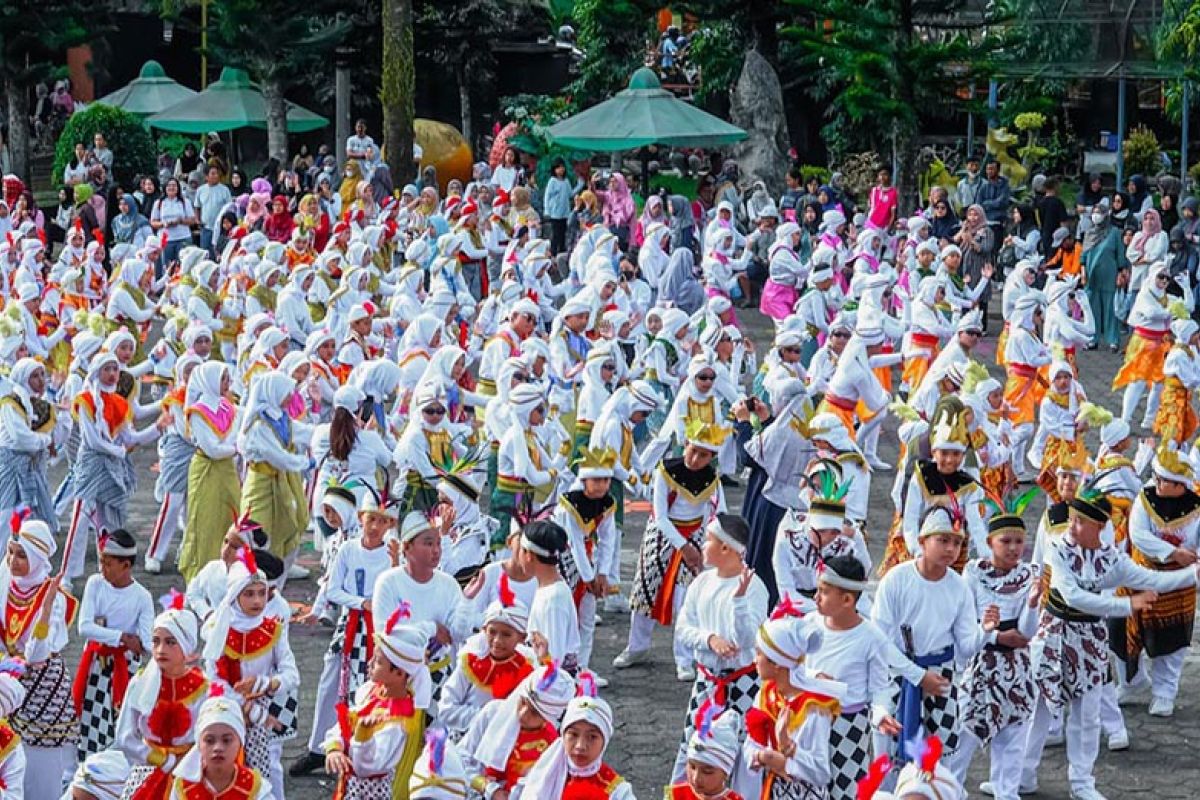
left=72, top=641, right=130, bottom=714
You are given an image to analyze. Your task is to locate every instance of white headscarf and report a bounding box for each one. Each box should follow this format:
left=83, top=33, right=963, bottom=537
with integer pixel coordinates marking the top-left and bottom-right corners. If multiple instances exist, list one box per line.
left=186, top=361, right=229, bottom=412
left=171, top=692, right=248, bottom=784
left=522, top=696, right=615, bottom=799
left=473, top=661, right=576, bottom=773
left=239, top=370, right=295, bottom=434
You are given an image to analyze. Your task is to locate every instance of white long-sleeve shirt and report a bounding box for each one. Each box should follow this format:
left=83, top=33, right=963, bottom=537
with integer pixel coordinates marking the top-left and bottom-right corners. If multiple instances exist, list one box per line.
left=1128, top=491, right=1200, bottom=564
left=238, top=414, right=309, bottom=472
left=78, top=574, right=154, bottom=650
left=871, top=560, right=985, bottom=687
left=675, top=568, right=769, bottom=672
left=371, top=567, right=471, bottom=665
left=526, top=579, right=580, bottom=665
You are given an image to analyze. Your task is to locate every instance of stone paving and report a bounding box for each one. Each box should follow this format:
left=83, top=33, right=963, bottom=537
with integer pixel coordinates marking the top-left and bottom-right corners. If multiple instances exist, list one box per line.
left=54, top=307, right=1200, bottom=799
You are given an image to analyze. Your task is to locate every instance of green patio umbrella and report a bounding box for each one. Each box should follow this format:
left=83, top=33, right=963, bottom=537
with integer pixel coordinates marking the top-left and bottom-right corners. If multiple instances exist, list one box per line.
left=147, top=67, right=327, bottom=134
left=95, top=61, right=198, bottom=117
left=546, top=68, right=747, bottom=151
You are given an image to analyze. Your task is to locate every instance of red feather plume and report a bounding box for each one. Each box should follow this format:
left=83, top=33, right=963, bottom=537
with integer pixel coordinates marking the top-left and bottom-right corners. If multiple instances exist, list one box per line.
left=237, top=546, right=258, bottom=575
left=919, top=735, right=942, bottom=774
left=8, top=505, right=29, bottom=537
left=159, top=231, right=168, bottom=250
left=92, top=228, right=104, bottom=247
left=498, top=572, right=515, bottom=608
left=73, top=217, right=82, bottom=233
left=385, top=601, right=411, bottom=634
left=209, top=683, right=225, bottom=698
left=856, top=755, right=892, bottom=800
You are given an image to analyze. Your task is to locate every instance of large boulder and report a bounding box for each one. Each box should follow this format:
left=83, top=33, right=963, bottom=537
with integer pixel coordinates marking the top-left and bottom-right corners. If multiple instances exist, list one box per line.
left=730, top=50, right=790, bottom=199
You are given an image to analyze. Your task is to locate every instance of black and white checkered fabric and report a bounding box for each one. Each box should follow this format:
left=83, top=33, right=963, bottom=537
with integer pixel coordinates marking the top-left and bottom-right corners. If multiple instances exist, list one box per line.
left=679, top=667, right=759, bottom=746
left=886, top=666, right=960, bottom=760
left=828, top=707, right=872, bottom=800
left=77, top=655, right=133, bottom=759
left=266, top=690, right=299, bottom=741
left=329, top=610, right=372, bottom=701
left=343, top=775, right=394, bottom=800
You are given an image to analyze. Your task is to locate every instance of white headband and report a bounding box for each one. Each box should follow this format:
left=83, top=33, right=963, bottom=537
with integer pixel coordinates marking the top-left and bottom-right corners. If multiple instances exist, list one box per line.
left=705, top=518, right=745, bottom=555
left=818, top=563, right=868, bottom=592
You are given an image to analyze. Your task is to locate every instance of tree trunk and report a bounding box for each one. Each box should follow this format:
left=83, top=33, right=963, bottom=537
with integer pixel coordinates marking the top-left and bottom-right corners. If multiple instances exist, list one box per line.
left=456, top=63, right=472, bottom=150
left=6, top=80, right=30, bottom=182
left=261, top=79, right=290, bottom=166
left=382, top=0, right=416, bottom=186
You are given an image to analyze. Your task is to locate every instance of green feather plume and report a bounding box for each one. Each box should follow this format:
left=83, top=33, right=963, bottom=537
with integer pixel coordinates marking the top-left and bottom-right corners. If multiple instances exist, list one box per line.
left=960, top=360, right=991, bottom=395
left=1170, top=300, right=1190, bottom=320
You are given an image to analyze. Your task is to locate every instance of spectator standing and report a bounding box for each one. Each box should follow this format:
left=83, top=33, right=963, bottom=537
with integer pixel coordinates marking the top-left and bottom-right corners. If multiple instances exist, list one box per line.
left=978, top=159, right=1011, bottom=260
left=491, top=147, right=524, bottom=192
left=1035, top=177, right=1068, bottom=255
left=150, top=177, right=196, bottom=273
left=174, top=142, right=202, bottom=178
left=91, top=132, right=113, bottom=171
left=543, top=159, right=578, bottom=256
left=195, top=164, right=232, bottom=257
left=955, top=154, right=984, bottom=213
left=345, top=119, right=376, bottom=170
left=866, top=166, right=898, bottom=232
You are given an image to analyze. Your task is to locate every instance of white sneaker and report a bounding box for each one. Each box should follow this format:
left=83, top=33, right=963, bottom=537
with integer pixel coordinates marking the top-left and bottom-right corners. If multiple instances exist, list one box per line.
left=287, top=564, right=310, bottom=579
left=1069, top=786, right=1108, bottom=800
left=676, top=665, right=696, bottom=682
left=612, top=648, right=650, bottom=669
left=1045, top=729, right=1065, bottom=746
left=867, top=458, right=893, bottom=472
left=1116, top=683, right=1142, bottom=705
left=981, top=781, right=1037, bottom=796
left=604, top=594, right=629, bottom=613
left=144, top=556, right=162, bottom=575
left=1149, top=696, right=1175, bottom=717
left=1107, top=729, right=1130, bottom=751
left=594, top=614, right=603, bottom=627
left=592, top=674, right=610, bottom=689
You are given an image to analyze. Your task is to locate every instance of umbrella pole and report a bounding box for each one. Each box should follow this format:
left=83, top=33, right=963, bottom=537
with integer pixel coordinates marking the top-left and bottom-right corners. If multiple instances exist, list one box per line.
left=640, top=150, right=651, bottom=199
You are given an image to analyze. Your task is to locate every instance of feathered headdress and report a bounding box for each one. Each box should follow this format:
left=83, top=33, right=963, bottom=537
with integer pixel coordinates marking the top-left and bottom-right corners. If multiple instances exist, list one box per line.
left=385, top=601, right=412, bottom=634
left=684, top=418, right=732, bottom=451
left=536, top=660, right=560, bottom=693
left=575, top=670, right=598, bottom=698
left=237, top=545, right=259, bottom=576
left=803, top=458, right=852, bottom=504
left=1075, top=401, right=1112, bottom=429
left=904, top=734, right=942, bottom=775
left=693, top=697, right=722, bottom=740
left=982, top=484, right=1038, bottom=538
left=8, top=505, right=30, bottom=538
left=960, top=359, right=991, bottom=395
left=856, top=755, right=892, bottom=800
left=426, top=727, right=448, bottom=774
left=158, top=587, right=186, bottom=611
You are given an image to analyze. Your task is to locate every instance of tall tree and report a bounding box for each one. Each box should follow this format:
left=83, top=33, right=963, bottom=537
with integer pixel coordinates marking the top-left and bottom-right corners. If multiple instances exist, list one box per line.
left=571, top=0, right=659, bottom=106
left=206, top=0, right=347, bottom=164
left=0, top=0, right=96, bottom=180
left=784, top=0, right=991, bottom=201
left=381, top=0, right=416, bottom=184
left=414, top=0, right=512, bottom=150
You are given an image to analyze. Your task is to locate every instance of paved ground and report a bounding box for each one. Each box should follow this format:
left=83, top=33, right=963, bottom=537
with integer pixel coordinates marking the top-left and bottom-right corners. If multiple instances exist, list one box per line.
left=55, top=305, right=1200, bottom=799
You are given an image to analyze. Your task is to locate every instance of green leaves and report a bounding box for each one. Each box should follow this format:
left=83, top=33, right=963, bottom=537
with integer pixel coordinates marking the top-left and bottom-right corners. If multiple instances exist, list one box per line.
left=51, top=104, right=156, bottom=190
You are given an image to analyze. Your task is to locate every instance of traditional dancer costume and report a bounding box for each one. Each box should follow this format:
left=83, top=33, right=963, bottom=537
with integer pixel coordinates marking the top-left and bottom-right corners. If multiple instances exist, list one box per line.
left=436, top=575, right=532, bottom=738
left=177, top=362, right=241, bottom=581
left=772, top=478, right=870, bottom=612
left=555, top=448, right=618, bottom=671
left=883, top=402, right=985, bottom=572
left=667, top=707, right=744, bottom=800
left=522, top=695, right=635, bottom=800
left=301, top=495, right=394, bottom=767
left=167, top=691, right=272, bottom=800
left=323, top=619, right=436, bottom=800
left=67, top=351, right=161, bottom=580
left=1020, top=491, right=1198, bottom=800
left=872, top=508, right=985, bottom=766
left=491, top=383, right=561, bottom=538
left=740, top=379, right=814, bottom=608
left=744, top=614, right=847, bottom=800
left=372, top=513, right=473, bottom=709
left=237, top=371, right=310, bottom=565
left=952, top=511, right=1040, bottom=800
left=1001, top=294, right=1050, bottom=478
left=625, top=421, right=727, bottom=672
left=394, top=383, right=464, bottom=513
left=201, top=549, right=299, bottom=800
left=147, top=354, right=203, bottom=572
left=0, top=358, right=59, bottom=537
left=672, top=517, right=769, bottom=785
left=807, top=569, right=892, bottom=800
left=1028, top=360, right=1088, bottom=498
left=73, top=534, right=153, bottom=758
left=460, top=661, right=575, bottom=797
left=1152, top=318, right=1200, bottom=448
left=3, top=520, right=79, bottom=799
left=1113, top=264, right=1190, bottom=427
left=116, top=593, right=210, bottom=800
left=0, top=665, right=28, bottom=797
left=1123, top=448, right=1200, bottom=715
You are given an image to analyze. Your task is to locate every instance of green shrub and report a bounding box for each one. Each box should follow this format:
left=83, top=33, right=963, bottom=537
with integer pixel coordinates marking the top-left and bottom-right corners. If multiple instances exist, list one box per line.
left=156, top=133, right=201, bottom=160
left=799, top=164, right=831, bottom=185
left=52, top=104, right=156, bottom=190
left=1123, top=125, right=1162, bottom=178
